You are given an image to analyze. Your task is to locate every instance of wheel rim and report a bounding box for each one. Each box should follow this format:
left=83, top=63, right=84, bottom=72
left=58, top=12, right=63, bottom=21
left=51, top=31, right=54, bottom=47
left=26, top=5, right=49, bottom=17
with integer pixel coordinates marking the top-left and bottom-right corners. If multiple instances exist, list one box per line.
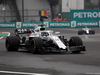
left=31, top=45, right=36, bottom=53
left=31, top=39, right=36, bottom=54
left=6, top=40, right=10, bottom=50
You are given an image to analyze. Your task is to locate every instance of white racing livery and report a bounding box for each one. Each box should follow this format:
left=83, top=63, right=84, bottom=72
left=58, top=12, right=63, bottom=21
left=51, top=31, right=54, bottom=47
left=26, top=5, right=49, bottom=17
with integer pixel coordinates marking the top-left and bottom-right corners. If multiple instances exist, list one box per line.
left=78, top=27, right=95, bottom=35
left=5, top=25, right=86, bottom=54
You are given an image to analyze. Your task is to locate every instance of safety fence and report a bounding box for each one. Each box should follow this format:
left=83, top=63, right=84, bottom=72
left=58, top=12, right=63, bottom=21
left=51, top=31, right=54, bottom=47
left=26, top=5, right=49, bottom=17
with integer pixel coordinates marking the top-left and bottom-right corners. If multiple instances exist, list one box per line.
left=0, top=21, right=100, bottom=28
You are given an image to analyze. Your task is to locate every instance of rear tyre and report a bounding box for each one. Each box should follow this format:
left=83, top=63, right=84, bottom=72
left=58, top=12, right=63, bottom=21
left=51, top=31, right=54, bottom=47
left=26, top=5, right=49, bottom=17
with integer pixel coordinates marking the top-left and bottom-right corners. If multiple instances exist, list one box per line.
left=31, top=38, right=44, bottom=54
left=78, top=30, right=84, bottom=35
left=89, top=30, right=95, bottom=34
left=5, top=36, right=20, bottom=51
left=69, top=36, right=83, bottom=53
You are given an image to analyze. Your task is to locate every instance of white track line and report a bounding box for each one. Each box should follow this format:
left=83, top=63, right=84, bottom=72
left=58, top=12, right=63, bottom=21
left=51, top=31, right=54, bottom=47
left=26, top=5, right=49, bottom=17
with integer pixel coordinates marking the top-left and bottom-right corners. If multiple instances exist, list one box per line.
left=0, top=71, right=49, bottom=75
left=8, top=32, right=10, bottom=36
left=0, top=37, right=4, bottom=39
left=85, top=73, right=100, bottom=75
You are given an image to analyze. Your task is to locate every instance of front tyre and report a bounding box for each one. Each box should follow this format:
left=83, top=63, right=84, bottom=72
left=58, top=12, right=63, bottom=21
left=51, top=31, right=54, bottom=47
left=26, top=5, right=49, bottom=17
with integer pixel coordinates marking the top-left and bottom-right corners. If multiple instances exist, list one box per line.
left=31, top=38, right=44, bottom=54
left=69, top=36, right=83, bottom=53
left=89, top=30, right=95, bottom=34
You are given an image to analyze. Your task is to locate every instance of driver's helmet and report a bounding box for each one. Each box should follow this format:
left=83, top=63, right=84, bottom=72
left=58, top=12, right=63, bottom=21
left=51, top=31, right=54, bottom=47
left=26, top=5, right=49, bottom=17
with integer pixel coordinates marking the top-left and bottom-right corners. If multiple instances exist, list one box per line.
left=41, top=32, right=49, bottom=36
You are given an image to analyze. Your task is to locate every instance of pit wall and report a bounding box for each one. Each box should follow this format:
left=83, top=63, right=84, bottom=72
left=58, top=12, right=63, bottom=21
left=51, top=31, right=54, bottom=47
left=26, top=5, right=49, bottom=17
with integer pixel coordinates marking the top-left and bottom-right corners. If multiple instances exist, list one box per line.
left=0, top=21, right=99, bottom=28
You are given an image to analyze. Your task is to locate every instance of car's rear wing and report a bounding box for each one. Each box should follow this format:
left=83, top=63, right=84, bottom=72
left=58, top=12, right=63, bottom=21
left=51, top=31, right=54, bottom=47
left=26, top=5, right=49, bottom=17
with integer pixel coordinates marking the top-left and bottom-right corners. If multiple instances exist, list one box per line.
left=15, top=28, right=34, bottom=35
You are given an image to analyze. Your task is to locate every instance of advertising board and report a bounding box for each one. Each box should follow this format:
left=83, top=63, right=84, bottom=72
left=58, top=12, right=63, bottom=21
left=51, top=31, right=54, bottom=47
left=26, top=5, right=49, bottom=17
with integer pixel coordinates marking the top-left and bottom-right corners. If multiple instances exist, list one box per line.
left=0, top=22, right=16, bottom=28
left=71, top=9, right=100, bottom=21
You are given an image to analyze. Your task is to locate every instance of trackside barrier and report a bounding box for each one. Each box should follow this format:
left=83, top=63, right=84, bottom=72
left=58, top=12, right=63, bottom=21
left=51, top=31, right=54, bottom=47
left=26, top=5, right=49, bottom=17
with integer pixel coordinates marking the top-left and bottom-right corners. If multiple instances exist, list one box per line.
left=0, top=21, right=100, bottom=28
left=49, top=22, right=71, bottom=28
left=76, top=21, right=99, bottom=27
left=21, top=22, right=43, bottom=28
left=0, top=22, right=16, bottom=28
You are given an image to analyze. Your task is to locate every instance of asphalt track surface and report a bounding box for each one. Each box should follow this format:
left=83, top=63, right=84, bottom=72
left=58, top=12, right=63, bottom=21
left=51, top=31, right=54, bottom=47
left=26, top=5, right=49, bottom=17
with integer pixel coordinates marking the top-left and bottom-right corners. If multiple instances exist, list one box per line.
left=0, top=27, right=100, bottom=75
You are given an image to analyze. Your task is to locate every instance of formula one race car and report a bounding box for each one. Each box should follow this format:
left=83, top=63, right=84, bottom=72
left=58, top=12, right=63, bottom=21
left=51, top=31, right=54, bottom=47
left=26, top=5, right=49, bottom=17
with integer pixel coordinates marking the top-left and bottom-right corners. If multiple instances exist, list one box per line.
left=5, top=25, right=86, bottom=54
left=78, top=27, right=95, bottom=35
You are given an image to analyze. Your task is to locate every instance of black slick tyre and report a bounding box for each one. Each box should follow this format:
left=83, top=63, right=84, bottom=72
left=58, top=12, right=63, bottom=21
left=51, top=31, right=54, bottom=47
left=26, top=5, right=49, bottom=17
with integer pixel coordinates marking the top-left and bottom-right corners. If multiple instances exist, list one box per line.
left=5, top=36, right=20, bottom=51
left=31, top=37, right=44, bottom=54
left=78, top=30, right=83, bottom=35
left=89, top=30, right=95, bottom=34
left=69, top=36, right=83, bottom=53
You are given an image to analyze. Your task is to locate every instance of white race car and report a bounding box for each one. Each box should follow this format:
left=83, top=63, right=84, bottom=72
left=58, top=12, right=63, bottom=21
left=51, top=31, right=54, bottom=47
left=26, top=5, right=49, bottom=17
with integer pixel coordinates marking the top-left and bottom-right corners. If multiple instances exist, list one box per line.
left=78, top=27, right=95, bottom=35
left=5, top=25, right=86, bottom=54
